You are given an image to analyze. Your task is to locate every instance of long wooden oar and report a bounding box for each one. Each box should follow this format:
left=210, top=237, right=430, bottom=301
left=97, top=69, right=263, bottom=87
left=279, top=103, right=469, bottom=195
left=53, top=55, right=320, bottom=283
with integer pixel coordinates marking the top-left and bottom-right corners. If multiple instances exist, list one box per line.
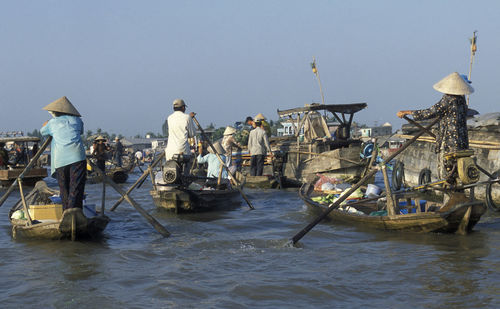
left=0, top=136, right=52, bottom=207
left=291, top=116, right=441, bottom=244
left=109, top=152, right=165, bottom=211
left=86, top=159, right=170, bottom=237
left=403, top=115, right=436, bottom=138
left=192, top=116, right=254, bottom=209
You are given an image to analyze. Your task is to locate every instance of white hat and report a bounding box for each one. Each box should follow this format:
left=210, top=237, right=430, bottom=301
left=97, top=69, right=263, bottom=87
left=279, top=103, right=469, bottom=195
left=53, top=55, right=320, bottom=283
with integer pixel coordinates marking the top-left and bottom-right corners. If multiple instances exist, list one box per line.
left=173, top=99, right=186, bottom=107
left=95, top=136, right=106, bottom=141
left=43, top=96, right=81, bottom=117
left=209, top=141, right=225, bottom=155
left=223, top=126, right=237, bottom=135
left=254, top=113, right=266, bottom=121
left=433, top=72, right=474, bottom=95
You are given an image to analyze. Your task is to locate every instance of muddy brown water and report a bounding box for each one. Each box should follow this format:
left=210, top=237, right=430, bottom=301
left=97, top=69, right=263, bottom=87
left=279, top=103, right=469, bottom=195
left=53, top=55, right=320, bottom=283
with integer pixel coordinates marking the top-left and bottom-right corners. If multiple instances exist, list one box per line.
left=1, top=169, right=499, bottom=308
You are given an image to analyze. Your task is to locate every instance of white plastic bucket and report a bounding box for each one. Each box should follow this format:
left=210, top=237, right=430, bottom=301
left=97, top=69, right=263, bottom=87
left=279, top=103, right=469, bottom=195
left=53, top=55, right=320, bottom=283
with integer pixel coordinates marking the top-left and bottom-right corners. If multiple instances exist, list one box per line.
left=366, top=184, right=381, bottom=197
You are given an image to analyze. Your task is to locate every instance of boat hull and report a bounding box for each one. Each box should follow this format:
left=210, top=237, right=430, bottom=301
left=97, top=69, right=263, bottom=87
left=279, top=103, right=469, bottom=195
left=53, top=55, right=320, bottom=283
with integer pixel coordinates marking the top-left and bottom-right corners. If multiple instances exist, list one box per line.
left=150, top=186, right=242, bottom=213
left=299, top=183, right=486, bottom=234
left=11, top=209, right=109, bottom=240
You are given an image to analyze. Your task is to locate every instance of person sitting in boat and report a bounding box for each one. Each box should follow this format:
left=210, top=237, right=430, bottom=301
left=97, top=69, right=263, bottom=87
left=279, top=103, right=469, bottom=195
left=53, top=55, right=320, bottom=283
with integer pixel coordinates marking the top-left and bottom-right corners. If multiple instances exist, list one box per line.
left=12, top=142, right=27, bottom=166
left=135, top=149, right=143, bottom=164
left=164, top=98, right=196, bottom=175
left=221, top=126, right=242, bottom=174
left=0, top=142, right=12, bottom=169
left=40, top=96, right=87, bottom=211
left=248, top=119, right=273, bottom=176
left=92, top=136, right=110, bottom=172
left=197, top=141, right=229, bottom=187
left=397, top=72, right=473, bottom=202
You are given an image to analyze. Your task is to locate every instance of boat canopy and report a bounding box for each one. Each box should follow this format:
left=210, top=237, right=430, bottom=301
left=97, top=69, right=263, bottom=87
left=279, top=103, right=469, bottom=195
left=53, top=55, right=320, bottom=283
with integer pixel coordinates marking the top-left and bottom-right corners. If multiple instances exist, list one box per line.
left=277, top=102, right=367, bottom=141
left=277, top=102, right=367, bottom=118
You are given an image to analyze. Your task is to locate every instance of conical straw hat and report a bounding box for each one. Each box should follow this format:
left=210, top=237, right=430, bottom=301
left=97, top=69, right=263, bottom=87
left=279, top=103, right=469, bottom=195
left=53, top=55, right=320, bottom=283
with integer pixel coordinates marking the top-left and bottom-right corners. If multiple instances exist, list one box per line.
left=95, top=136, right=106, bottom=141
left=43, top=96, right=81, bottom=117
left=223, top=126, right=237, bottom=135
left=433, top=72, right=474, bottom=95
left=254, top=113, right=266, bottom=120
left=209, top=141, right=226, bottom=155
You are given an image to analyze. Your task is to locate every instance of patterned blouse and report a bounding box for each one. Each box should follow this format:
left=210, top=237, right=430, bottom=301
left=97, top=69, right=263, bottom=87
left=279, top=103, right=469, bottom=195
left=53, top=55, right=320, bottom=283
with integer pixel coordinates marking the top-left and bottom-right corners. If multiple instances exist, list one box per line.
left=412, top=94, right=469, bottom=154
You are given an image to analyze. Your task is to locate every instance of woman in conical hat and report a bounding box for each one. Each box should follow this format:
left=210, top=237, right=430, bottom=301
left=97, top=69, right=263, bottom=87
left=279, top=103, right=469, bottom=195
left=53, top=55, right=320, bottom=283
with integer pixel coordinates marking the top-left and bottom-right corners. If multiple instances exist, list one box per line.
left=43, top=96, right=81, bottom=117
left=397, top=72, right=474, bottom=193
left=92, top=136, right=111, bottom=172
left=40, top=96, right=87, bottom=211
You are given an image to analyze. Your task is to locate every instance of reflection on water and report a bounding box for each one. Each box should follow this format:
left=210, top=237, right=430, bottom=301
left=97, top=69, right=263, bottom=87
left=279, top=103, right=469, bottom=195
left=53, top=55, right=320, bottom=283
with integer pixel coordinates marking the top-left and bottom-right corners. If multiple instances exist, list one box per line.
left=0, top=169, right=499, bottom=308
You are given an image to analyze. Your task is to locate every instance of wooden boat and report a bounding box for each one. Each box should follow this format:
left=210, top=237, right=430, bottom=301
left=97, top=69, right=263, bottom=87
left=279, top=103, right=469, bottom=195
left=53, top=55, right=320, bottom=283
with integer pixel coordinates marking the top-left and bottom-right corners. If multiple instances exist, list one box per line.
left=86, top=154, right=136, bottom=184
left=150, top=182, right=242, bottom=213
left=0, top=136, right=47, bottom=187
left=236, top=103, right=369, bottom=189
left=299, top=182, right=486, bottom=234
left=8, top=181, right=109, bottom=240
left=242, top=175, right=279, bottom=189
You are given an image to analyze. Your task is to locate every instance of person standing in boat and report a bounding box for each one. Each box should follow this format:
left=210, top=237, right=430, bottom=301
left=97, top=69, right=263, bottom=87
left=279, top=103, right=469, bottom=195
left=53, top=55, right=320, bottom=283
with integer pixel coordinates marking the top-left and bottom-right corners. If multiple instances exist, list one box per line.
left=40, top=96, right=87, bottom=211
left=92, top=136, right=110, bottom=172
left=397, top=72, right=473, bottom=191
left=247, top=119, right=273, bottom=176
left=113, top=137, right=124, bottom=167
left=164, top=98, right=196, bottom=175
left=221, top=126, right=242, bottom=174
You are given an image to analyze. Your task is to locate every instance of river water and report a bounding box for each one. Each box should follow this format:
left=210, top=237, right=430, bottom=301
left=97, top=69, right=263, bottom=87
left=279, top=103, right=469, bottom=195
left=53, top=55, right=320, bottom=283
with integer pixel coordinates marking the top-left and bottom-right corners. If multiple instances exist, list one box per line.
left=0, top=169, right=499, bottom=308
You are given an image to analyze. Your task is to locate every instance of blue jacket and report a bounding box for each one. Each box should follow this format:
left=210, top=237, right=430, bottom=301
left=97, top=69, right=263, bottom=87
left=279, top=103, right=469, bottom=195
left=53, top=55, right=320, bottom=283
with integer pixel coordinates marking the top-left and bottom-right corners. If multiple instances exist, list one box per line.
left=197, top=153, right=228, bottom=179
left=40, top=115, right=86, bottom=175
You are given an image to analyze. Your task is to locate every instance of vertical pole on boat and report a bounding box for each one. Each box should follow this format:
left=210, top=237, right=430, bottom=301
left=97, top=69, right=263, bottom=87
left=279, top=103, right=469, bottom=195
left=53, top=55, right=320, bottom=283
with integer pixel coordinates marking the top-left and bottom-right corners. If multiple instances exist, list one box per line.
left=311, top=57, right=325, bottom=106
left=17, top=178, right=33, bottom=226
left=101, top=178, right=106, bottom=215
left=217, top=164, right=223, bottom=187
left=381, top=164, right=396, bottom=216
left=71, top=213, right=76, bottom=241
left=296, top=114, right=301, bottom=169
left=467, top=31, right=477, bottom=106
left=0, top=136, right=52, bottom=207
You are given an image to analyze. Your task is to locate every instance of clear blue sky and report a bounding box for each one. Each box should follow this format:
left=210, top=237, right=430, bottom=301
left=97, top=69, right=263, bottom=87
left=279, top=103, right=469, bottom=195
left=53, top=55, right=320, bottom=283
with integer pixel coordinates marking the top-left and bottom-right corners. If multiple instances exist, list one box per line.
left=1, top=0, right=499, bottom=136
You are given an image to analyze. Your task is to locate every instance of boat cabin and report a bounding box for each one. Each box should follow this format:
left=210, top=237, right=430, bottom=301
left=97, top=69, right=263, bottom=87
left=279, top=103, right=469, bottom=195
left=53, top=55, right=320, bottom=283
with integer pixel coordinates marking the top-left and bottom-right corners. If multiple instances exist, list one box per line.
left=0, top=135, right=48, bottom=186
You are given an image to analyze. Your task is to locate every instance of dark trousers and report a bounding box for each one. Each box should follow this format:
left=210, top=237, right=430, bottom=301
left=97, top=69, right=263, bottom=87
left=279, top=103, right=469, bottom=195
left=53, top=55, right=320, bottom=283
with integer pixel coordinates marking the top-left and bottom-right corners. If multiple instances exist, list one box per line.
left=97, top=159, right=106, bottom=172
left=250, top=155, right=265, bottom=176
left=56, top=160, right=87, bottom=210
left=114, top=153, right=122, bottom=167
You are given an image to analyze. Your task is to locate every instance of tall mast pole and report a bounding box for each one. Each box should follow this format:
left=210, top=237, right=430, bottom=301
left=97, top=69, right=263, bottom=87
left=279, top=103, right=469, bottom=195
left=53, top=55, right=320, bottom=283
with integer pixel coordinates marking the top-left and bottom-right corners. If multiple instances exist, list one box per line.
left=311, top=57, right=325, bottom=105
left=467, top=31, right=478, bottom=106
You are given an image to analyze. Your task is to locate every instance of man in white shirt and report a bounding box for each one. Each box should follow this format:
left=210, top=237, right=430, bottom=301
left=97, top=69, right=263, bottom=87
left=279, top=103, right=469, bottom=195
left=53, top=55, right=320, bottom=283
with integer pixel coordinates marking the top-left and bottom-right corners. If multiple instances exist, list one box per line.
left=164, top=99, right=196, bottom=174
left=247, top=119, right=272, bottom=176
